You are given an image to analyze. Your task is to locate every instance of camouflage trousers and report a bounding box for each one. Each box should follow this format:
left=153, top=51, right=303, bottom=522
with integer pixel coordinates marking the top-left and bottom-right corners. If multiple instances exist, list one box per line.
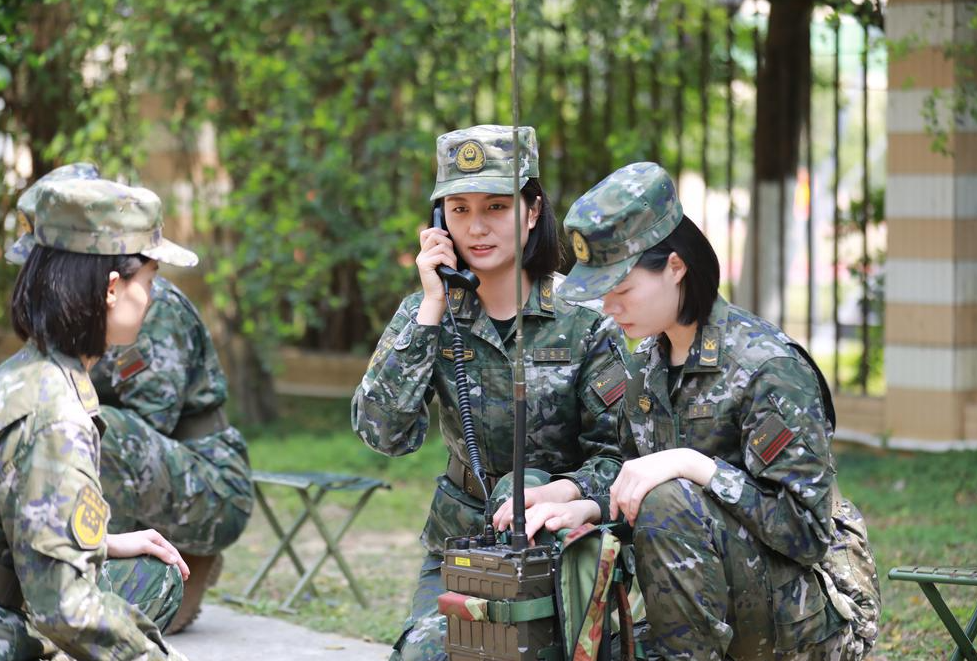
left=391, top=470, right=550, bottom=661
left=633, top=478, right=872, bottom=661
left=99, top=406, right=254, bottom=556
left=0, top=556, right=183, bottom=661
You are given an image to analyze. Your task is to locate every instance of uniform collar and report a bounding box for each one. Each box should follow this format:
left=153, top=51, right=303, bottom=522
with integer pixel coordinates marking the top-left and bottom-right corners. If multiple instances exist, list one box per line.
left=684, top=295, right=729, bottom=374
left=447, top=274, right=557, bottom=322
left=47, top=347, right=102, bottom=417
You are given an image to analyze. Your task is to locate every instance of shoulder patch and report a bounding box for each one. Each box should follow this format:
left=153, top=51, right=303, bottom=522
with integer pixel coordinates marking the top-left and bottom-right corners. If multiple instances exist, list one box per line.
left=590, top=361, right=627, bottom=407
left=369, top=329, right=398, bottom=369
left=71, top=484, right=108, bottom=550
left=115, top=346, right=150, bottom=382
left=748, top=414, right=795, bottom=465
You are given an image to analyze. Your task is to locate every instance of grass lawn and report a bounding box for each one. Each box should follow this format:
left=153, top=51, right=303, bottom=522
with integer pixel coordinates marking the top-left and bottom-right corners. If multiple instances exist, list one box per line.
left=212, top=396, right=977, bottom=659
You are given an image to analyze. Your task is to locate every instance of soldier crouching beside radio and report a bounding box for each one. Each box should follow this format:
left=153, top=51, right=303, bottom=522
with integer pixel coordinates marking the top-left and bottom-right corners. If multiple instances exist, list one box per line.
left=501, top=162, right=881, bottom=661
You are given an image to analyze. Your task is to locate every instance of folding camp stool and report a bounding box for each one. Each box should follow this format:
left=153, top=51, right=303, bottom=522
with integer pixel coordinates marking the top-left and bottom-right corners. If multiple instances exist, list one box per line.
left=888, top=565, right=977, bottom=661
left=227, top=470, right=390, bottom=612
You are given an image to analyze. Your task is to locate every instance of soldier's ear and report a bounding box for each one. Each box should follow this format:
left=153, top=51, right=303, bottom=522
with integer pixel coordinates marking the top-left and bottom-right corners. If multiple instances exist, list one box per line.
left=527, top=196, right=541, bottom=230
left=106, top=271, right=121, bottom=308
left=667, top=252, right=687, bottom=285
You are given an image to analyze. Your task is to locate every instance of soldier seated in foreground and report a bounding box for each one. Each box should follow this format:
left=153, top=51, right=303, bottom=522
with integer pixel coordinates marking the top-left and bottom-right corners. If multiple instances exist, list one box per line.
left=0, top=176, right=195, bottom=660
left=7, top=164, right=254, bottom=634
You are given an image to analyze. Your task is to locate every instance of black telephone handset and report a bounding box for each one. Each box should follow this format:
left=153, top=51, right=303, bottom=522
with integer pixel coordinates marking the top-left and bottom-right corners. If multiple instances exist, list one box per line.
left=432, top=205, right=480, bottom=292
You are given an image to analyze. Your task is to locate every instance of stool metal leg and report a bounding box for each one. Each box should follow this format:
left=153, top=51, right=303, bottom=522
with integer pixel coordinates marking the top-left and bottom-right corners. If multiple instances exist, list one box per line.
left=280, top=488, right=369, bottom=610
left=242, top=484, right=327, bottom=601
left=918, top=583, right=977, bottom=661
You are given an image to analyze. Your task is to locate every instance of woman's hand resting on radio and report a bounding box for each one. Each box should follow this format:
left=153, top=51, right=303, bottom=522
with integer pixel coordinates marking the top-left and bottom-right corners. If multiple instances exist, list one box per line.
left=522, top=500, right=602, bottom=544
left=416, top=226, right=457, bottom=325
left=493, top=478, right=581, bottom=533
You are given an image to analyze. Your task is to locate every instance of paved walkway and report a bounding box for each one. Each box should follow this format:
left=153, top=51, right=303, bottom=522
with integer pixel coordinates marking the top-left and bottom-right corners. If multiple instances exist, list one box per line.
left=169, top=604, right=390, bottom=660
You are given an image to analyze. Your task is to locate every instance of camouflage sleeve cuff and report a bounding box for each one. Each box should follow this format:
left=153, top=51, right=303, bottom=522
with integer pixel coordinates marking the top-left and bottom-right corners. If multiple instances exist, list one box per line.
left=549, top=473, right=589, bottom=499
left=704, top=458, right=748, bottom=505
left=587, top=494, right=612, bottom=523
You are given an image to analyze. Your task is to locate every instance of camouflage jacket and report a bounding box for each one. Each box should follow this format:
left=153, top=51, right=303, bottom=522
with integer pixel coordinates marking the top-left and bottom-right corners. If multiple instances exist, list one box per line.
left=619, top=296, right=837, bottom=564
left=91, top=277, right=228, bottom=434
left=0, top=343, right=181, bottom=660
left=352, top=274, right=627, bottom=546
left=614, top=295, right=880, bottom=643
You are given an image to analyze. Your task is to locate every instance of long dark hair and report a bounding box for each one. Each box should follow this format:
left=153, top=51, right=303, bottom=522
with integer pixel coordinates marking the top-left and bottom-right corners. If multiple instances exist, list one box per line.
left=11, top=247, right=148, bottom=358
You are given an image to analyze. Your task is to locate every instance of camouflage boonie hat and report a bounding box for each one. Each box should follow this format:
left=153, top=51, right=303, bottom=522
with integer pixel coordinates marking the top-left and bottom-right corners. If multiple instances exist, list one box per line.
left=5, top=162, right=101, bottom=265
left=22, top=178, right=197, bottom=267
left=559, top=162, right=682, bottom=302
left=430, top=124, right=539, bottom=200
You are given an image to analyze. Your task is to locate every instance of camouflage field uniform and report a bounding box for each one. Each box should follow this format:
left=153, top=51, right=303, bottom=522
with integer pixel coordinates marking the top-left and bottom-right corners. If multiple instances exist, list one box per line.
left=90, top=277, right=253, bottom=555
left=561, top=163, right=881, bottom=661
left=7, top=164, right=252, bottom=557
left=618, top=298, right=881, bottom=660
left=0, top=171, right=196, bottom=660
left=0, top=343, right=187, bottom=661
left=353, top=277, right=626, bottom=660
left=352, top=125, right=627, bottom=661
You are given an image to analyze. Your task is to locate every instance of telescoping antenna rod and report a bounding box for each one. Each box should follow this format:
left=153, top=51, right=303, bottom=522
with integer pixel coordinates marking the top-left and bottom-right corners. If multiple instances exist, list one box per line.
left=510, top=0, right=528, bottom=552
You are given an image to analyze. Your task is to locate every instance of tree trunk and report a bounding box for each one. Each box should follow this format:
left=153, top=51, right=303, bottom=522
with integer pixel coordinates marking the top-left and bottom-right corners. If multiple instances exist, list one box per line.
left=741, top=0, right=814, bottom=321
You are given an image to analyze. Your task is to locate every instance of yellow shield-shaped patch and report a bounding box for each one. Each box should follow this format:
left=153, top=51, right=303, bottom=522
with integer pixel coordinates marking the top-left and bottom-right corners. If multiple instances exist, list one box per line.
left=71, top=484, right=108, bottom=550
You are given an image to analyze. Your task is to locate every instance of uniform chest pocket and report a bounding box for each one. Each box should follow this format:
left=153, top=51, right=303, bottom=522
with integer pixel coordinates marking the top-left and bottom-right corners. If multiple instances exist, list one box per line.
left=687, top=401, right=739, bottom=458
left=479, top=367, right=514, bottom=468
left=767, top=554, right=831, bottom=652
left=530, top=363, right=580, bottom=422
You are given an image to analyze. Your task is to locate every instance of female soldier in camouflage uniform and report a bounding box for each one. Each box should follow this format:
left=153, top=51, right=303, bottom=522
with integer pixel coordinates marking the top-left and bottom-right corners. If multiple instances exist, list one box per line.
left=0, top=176, right=196, bottom=660
left=351, top=125, right=628, bottom=661
left=8, top=163, right=254, bottom=634
left=527, top=163, right=881, bottom=660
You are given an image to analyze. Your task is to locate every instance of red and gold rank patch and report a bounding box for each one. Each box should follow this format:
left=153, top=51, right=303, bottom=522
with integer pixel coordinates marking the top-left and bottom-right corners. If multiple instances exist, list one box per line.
left=590, top=361, right=627, bottom=407
left=71, top=484, right=109, bottom=550
left=748, top=414, right=795, bottom=465
left=116, top=346, right=149, bottom=381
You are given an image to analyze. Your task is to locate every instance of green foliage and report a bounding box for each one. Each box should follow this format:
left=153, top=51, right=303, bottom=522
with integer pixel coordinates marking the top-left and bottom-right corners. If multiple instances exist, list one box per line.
left=2, top=0, right=759, bottom=360
left=888, top=9, right=976, bottom=157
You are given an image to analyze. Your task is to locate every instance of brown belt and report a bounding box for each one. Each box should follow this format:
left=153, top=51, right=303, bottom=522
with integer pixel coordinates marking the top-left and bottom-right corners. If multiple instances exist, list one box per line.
left=0, top=564, right=24, bottom=610
left=446, top=454, right=501, bottom=502
left=172, top=406, right=229, bottom=441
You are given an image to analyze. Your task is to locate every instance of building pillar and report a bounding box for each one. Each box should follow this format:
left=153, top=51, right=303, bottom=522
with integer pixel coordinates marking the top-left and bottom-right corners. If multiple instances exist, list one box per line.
left=885, top=0, right=977, bottom=442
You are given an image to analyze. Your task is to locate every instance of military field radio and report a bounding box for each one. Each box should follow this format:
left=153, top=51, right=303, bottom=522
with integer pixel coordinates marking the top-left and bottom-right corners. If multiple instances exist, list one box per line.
left=436, top=2, right=561, bottom=659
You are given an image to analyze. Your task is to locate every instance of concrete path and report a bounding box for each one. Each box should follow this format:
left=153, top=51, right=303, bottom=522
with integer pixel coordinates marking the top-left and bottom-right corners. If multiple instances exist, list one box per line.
left=170, top=604, right=390, bottom=660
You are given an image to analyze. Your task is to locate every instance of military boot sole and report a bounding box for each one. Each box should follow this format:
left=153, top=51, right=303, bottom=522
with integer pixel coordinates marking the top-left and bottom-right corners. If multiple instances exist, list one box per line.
left=166, top=552, right=224, bottom=635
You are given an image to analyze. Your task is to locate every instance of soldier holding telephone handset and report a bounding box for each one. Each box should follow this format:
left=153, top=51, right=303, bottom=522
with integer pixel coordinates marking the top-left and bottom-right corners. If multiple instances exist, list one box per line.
left=351, top=125, right=629, bottom=661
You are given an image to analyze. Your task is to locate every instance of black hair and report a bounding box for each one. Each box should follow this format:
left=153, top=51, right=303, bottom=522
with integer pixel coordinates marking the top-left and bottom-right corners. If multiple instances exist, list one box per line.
left=634, top=216, right=720, bottom=327
left=431, top=177, right=562, bottom=282
left=11, top=246, right=149, bottom=358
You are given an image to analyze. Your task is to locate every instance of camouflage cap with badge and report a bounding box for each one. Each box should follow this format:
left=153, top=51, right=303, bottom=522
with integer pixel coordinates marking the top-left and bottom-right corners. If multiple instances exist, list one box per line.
left=430, top=124, right=539, bottom=200
left=558, top=162, right=682, bottom=302
left=8, top=175, right=197, bottom=267
left=5, top=162, right=101, bottom=265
